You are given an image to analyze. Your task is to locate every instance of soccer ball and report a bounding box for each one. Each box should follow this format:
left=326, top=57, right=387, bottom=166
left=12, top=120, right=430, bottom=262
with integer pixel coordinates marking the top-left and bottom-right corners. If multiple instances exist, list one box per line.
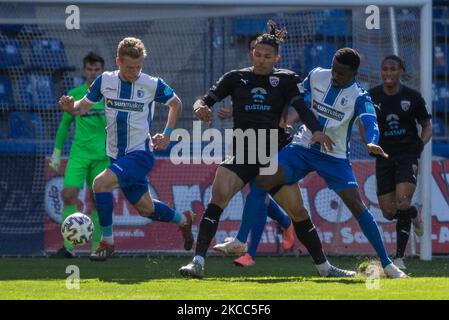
left=61, top=212, right=94, bottom=246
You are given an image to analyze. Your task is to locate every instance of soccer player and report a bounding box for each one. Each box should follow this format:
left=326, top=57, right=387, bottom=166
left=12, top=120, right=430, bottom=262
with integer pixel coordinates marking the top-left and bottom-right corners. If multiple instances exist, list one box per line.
left=49, top=52, right=107, bottom=258
left=367, top=55, right=432, bottom=269
left=59, top=37, right=194, bottom=261
left=255, top=48, right=408, bottom=278
left=214, top=35, right=295, bottom=267
left=179, top=21, right=351, bottom=279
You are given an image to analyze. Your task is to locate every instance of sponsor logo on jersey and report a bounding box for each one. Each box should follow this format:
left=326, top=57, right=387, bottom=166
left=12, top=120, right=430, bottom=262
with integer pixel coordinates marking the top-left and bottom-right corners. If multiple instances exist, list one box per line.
left=251, top=87, right=267, bottom=102
left=401, top=100, right=411, bottom=111
left=269, top=76, right=279, bottom=87
left=312, top=101, right=345, bottom=121
left=106, top=98, right=144, bottom=112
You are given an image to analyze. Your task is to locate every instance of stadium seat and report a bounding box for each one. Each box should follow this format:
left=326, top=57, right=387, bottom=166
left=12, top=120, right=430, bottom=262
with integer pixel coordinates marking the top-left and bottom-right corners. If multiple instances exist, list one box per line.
left=0, top=39, right=24, bottom=68
left=434, top=7, right=449, bottom=37
left=434, top=44, right=448, bottom=76
left=278, top=43, right=301, bottom=74
left=63, top=75, right=85, bottom=93
left=304, top=42, right=336, bottom=72
left=30, top=38, right=69, bottom=69
left=0, top=75, right=13, bottom=109
left=233, top=18, right=268, bottom=36
left=433, top=142, right=449, bottom=158
left=18, top=74, right=57, bottom=109
left=433, top=81, right=449, bottom=113
left=8, top=112, right=45, bottom=139
left=315, top=10, right=351, bottom=37
left=433, top=118, right=446, bottom=138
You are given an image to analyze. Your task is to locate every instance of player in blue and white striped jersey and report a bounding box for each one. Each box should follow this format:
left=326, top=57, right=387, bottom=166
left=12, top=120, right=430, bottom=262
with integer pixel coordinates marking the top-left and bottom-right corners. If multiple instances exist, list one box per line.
left=59, top=37, right=194, bottom=261
left=256, top=48, right=408, bottom=278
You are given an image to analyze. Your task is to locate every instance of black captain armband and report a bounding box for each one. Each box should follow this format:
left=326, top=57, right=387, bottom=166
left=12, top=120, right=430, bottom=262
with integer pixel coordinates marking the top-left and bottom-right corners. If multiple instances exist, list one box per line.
left=291, top=97, right=321, bottom=133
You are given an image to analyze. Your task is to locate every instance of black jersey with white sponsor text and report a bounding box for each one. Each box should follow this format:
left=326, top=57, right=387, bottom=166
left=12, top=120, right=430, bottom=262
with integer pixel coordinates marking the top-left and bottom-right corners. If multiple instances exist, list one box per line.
left=206, top=67, right=302, bottom=131
left=369, top=85, right=431, bottom=157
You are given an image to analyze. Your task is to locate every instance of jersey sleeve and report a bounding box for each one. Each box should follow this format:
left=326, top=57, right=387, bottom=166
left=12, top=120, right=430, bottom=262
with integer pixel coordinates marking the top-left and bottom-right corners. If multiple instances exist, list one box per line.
left=54, top=112, right=74, bottom=150
left=355, top=94, right=379, bottom=144
left=85, top=75, right=103, bottom=103
left=154, top=78, right=175, bottom=104
left=204, top=71, right=235, bottom=105
left=284, top=73, right=303, bottom=105
left=413, top=93, right=432, bottom=123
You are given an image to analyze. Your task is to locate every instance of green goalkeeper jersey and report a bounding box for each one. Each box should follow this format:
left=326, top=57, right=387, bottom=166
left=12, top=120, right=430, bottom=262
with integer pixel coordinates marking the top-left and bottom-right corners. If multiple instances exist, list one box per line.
left=54, top=83, right=107, bottom=160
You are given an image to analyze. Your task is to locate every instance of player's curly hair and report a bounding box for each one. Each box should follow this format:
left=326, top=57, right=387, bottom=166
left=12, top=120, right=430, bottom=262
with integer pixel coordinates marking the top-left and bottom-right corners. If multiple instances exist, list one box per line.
left=117, top=37, right=147, bottom=60
left=254, top=20, right=287, bottom=53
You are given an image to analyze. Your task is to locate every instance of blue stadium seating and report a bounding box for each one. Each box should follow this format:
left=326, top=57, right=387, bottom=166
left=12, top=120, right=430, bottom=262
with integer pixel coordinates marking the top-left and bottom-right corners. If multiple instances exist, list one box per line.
left=433, top=81, right=449, bottom=113
left=0, top=39, right=23, bottom=68
left=434, top=7, right=449, bottom=37
left=63, top=75, right=85, bottom=93
left=0, top=75, right=13, bottom=109
left=433, top=118, right=446, bottom=137
left=315, top=10, right=351, bottom=37
left=304, top=42, right=336, bottom=72
left=8, top=112, right=45, bottom=139
left=30, top=38, right=68, bottom=69
left=356, top=42, right=384, bottom=75
left=233, top=18, right=267, bottom=36
left=434, top=44, right=448, bottom=76
left=18, top=74, right=57, bottom=109
left=277, top=43, right=301, bottom=74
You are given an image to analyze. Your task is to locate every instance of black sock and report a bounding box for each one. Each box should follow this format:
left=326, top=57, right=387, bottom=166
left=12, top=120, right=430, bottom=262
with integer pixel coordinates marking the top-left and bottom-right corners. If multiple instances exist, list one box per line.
left=195, top=203, right=223, bottom=257
left=293, top=218, right=327, bottom=265
left=395, top=208, right=413, bottom=258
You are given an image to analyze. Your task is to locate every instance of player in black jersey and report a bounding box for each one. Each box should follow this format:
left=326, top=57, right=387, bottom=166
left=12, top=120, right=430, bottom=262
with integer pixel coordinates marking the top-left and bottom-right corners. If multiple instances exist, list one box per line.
left=367, top=55, right=432, bottom=269
left=179, top=20, right=336, bottom=278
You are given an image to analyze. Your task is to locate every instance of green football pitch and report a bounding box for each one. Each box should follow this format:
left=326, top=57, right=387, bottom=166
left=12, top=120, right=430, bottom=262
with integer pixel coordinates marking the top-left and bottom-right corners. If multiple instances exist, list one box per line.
left=0, top=256, right=448, bottom=300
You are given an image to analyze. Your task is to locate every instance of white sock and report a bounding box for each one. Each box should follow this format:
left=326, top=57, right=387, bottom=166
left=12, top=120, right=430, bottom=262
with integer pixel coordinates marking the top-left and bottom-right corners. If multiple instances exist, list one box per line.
left=316, top=260, right=332, bottom=276
left=193, top=255, right=205, bottom=267
left=102, top=236, right=114, bottom=245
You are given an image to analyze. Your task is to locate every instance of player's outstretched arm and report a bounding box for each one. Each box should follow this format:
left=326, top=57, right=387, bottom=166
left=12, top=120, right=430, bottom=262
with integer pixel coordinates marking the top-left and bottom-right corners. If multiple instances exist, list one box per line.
left=359, top=114, right=388, bottom=158
left=153, top=95, right=182, bottom=151
left=59, top=96, right=94, bottom=116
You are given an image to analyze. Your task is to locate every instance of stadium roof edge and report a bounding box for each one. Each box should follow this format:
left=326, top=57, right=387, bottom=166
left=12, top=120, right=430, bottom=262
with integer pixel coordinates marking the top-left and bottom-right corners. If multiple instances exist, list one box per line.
left=9, top=0, right=432, bottom=6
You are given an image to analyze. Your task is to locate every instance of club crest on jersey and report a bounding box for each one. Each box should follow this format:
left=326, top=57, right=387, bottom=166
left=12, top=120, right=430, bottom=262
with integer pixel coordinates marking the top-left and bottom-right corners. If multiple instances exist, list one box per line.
left=137, top=89, right=144, bottom=98
left=269, top=76, right=279, bottom=87
left=401, top=100, right=411, bottom=111
left=340, top=97, right=348, bottom=106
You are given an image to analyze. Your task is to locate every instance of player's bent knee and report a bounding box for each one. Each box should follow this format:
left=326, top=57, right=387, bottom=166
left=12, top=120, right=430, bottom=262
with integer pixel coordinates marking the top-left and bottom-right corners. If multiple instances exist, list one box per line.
left=290, top=206, right=309, bottom=222
left=395, top=196, right=412, bottom=211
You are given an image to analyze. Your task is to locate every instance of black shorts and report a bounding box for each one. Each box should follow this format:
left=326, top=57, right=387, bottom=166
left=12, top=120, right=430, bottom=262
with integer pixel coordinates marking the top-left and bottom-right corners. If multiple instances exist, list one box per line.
left=220, top=156, right=265, bottom=185
left=375, top=155, right=419, bottom=196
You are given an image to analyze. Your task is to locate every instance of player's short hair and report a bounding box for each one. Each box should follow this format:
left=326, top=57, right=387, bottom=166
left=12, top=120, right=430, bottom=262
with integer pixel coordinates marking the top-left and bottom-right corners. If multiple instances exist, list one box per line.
left=334, top=47, right=361, bottom=71
left=117, top=37, right=147, bottom=60
left=382, top=54, right=406, bottom=71
left=254, top=20, right=287, bottom=53
left=83, top=52, right=105, bottom=68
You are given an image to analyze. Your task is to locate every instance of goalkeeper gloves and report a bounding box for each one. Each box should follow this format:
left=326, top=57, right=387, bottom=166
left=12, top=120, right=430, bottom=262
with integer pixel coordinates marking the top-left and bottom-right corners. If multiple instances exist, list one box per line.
left=49, top=148, right=62, bottom=172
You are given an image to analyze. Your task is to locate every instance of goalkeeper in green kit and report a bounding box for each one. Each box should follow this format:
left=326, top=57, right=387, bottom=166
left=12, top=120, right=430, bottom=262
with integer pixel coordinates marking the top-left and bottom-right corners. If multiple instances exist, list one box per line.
left=50, top=52, right=108, bottom=258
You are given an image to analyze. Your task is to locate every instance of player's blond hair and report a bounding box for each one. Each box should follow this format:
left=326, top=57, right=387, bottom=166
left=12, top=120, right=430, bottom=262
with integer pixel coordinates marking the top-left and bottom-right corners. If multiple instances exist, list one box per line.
left=117, top=37, right=147, bottom=60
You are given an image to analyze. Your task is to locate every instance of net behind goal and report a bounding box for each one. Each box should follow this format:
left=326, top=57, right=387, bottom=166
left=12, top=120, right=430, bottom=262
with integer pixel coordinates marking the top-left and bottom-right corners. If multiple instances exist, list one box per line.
left=0, top=1, right=432, bottom=257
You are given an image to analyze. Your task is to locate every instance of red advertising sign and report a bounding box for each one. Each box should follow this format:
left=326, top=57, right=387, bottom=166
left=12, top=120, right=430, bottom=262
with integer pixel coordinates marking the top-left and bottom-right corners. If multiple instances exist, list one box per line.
left=44, top=159, right=449, bottom=254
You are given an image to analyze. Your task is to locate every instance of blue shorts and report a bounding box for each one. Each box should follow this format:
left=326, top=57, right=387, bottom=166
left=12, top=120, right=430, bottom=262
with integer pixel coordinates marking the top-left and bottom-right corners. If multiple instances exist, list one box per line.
left=278, top=144, right=358, bottom=192
left=109, top=150, right=155, bottom=205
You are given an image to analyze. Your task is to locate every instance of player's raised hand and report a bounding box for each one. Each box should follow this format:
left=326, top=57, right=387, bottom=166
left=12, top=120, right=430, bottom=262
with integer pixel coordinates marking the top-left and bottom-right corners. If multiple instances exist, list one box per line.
left=217, top=106, right=233, bottom=119
left=366, top=143, right=389, bottom=158
left=195, top=105, right=212, bottom=125
left=59, top=96, right=74, bottom=113
left=152, top=132, right=170, bottom=151
left=310, top=131, right=335, bottom=152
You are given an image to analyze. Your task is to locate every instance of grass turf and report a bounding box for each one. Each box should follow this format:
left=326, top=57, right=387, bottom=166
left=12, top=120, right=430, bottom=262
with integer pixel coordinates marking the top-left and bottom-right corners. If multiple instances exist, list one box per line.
left=0, top=256, right=448, bottom=300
